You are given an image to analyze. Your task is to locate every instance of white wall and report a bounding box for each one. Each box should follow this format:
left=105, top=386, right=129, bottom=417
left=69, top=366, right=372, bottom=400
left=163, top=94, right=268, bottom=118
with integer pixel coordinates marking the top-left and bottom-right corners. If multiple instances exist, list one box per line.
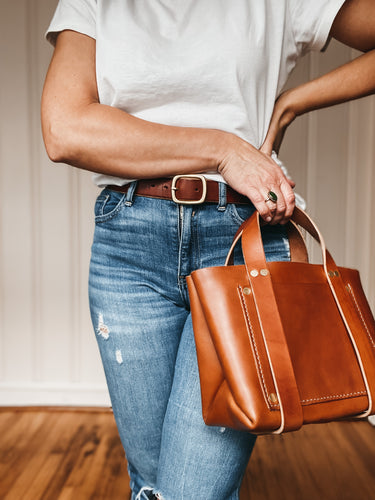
left=0, top=0, right=107, bottom=405
left=0, top=1, right=374, bottom=406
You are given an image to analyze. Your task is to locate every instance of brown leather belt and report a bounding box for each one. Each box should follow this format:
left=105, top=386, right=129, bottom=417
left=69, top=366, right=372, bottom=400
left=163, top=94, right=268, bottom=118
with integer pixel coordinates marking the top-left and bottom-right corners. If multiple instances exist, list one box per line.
left=107, top=175, right=251, bottom=205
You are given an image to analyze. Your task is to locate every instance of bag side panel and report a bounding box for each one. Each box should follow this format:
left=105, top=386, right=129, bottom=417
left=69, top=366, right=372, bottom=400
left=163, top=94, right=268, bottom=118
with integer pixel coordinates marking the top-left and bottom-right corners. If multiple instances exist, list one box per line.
left=188, top=268, right=282, bottom=432
left=338, top=267, right=375, bottom=415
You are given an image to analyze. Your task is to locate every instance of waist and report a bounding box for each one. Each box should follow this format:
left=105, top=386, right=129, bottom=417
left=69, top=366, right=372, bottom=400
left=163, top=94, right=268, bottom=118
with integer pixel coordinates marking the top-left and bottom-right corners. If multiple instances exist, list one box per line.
left=107, top=175, right=251, bottom=205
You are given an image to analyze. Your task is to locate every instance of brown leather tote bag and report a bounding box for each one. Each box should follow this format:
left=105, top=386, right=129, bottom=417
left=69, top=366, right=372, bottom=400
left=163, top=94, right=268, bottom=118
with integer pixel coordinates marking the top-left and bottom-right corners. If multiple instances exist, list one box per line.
left=186, top=207, right=375, bottom=434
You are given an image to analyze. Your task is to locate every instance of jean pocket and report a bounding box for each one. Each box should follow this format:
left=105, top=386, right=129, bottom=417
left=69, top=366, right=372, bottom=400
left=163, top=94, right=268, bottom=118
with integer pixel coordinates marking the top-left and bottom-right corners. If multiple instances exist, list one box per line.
left=228, top=203, right=256, bottom=225
left=94, top=188, right=126, bottom=223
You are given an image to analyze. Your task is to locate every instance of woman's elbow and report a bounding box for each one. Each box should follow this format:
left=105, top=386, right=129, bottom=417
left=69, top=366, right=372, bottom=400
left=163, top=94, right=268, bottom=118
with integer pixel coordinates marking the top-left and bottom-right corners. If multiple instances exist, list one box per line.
left=42, top=124, right=63, bottom=163
left=41, top=111, right=75, bottom=164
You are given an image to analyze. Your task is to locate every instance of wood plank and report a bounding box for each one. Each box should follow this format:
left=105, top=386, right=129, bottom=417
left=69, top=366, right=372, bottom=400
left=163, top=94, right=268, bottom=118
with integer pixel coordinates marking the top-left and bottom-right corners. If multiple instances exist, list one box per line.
left=1, top=412, right=60, bottom=499
left=242, top=421, right=375, bottom=500
left=39, top=414, right=102, bottom=500
left=20, top=454, right=63, bottom=500
left=57, top=413, right=129, bottom=500
left=1, top=409, right=374, bottom=499
left=0, top=409, right=129, bottom=500
left=4, top=412, right=79, bottom=500
left=0, top=412, right=47, bottom=479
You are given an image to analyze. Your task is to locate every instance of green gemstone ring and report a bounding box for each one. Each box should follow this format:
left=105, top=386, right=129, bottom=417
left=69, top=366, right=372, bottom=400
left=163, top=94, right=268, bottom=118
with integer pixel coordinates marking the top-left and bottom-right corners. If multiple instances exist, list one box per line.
left=265, top=191, right=278, bottom=203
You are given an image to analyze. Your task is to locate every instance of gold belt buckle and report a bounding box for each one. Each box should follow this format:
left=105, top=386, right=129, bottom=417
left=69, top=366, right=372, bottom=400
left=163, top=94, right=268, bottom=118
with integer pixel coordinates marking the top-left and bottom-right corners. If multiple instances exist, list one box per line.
left=171, top=174, right=207, bottom=204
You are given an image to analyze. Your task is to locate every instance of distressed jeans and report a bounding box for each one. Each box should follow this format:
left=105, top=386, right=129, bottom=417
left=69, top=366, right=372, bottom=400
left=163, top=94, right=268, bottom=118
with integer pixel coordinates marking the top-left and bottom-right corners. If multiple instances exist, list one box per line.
left=88, top=181, right=290, bottom=500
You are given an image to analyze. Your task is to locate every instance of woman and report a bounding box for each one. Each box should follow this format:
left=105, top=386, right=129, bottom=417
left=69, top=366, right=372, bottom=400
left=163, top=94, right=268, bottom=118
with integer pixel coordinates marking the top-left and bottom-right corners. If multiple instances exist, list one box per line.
left=41, top=1, right=375, bottom=498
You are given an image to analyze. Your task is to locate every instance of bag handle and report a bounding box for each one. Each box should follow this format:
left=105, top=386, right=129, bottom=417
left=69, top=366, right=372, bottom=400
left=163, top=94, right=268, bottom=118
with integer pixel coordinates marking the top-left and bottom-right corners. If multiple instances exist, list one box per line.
left=225, top=206, right=335, bottom=269
left=225, top=219, right=308, bottom=266
left=237, top=209, right=307, bottom=432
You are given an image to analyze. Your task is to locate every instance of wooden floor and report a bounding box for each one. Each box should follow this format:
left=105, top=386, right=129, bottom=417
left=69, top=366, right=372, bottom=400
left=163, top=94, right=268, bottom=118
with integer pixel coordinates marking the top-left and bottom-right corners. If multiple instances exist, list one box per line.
left=0, top=408, right=374, bottom=500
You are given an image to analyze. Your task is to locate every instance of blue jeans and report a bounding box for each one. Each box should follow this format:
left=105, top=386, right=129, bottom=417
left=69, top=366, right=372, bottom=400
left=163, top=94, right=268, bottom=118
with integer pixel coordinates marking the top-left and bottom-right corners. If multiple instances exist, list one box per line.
left=88, top=182, right=290, bottom=500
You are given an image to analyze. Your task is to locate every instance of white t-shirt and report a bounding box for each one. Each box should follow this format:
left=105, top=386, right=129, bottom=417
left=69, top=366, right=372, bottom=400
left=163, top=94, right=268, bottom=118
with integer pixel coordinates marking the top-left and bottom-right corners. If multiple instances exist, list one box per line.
left=47, top=0, right=345, bottom=188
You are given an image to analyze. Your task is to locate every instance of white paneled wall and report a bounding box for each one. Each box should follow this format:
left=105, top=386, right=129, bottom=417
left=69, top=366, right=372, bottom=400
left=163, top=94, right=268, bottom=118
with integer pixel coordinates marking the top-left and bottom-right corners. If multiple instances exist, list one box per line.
left=0, top=0, right=107, bottom=405
left=0, top=1, right=374, bottom=406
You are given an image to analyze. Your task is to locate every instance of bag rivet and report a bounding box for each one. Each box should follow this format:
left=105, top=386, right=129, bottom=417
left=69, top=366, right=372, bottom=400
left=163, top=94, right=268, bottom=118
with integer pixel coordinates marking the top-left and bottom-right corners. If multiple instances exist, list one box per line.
left=250, top=269, right=259, bottom=277
left=243, top=287, right=251, bottom=295
left=260, top=269, right=269, bottom=276
left=328, top=271, right=335, bottom=277
left=269, top=393, right=278, bottom=404
left=334, top=271, right=340, bottom=277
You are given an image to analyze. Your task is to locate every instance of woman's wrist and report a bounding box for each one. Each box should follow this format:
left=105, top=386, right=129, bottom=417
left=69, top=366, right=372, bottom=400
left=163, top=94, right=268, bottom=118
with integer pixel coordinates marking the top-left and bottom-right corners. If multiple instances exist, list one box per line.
left=211, top=130, right=241, bottom=173
left=274, top=89, right=298, bottom=127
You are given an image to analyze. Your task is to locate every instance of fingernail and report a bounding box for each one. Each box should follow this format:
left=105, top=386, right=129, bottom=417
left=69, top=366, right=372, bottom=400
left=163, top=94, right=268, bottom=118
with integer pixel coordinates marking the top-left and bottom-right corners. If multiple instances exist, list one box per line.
left=266, top=216, right=272, bottom=222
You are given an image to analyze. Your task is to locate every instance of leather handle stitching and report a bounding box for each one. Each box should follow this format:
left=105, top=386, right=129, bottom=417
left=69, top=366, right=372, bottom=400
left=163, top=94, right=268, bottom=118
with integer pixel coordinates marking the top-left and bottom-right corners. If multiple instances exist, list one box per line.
left=238, top=286, right=279, bottom=409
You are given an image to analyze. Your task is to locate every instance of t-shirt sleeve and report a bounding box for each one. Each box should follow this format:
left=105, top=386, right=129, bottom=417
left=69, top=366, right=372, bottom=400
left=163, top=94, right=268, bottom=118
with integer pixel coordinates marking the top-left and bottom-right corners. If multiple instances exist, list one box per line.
left=46, top=0, right=96, bottom=46
left=288, top=0, right=346, bottom=55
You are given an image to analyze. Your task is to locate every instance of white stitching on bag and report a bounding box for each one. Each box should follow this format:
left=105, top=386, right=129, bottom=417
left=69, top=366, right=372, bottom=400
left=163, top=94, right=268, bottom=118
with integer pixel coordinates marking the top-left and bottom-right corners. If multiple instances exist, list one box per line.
left=301, top=391, right=367, bottom=404
left=238, top=286, right=279, bottom=408
left=346, top=283, right=375, bottom=349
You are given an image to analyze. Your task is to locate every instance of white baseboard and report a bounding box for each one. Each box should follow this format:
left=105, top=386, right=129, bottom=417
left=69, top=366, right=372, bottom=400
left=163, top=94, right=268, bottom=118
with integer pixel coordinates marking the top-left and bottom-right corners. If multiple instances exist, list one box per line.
left=0, top=382, right=111, bottom=407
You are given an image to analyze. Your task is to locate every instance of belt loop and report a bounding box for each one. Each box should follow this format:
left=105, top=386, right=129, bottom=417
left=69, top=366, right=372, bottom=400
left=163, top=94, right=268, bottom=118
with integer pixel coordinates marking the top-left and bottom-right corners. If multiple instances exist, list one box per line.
left=217, top=182, right=227, bottom=211
left=125, top=181, right=137, bottom=206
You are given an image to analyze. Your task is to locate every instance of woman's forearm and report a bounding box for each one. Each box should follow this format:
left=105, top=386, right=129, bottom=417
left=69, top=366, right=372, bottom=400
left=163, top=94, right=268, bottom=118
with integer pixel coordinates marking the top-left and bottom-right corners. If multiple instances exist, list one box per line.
left=262, top=49, right=375, bottom=154
left=286, top=49, right=375, bottom=119
left=43, top=100, right=230, bottom=178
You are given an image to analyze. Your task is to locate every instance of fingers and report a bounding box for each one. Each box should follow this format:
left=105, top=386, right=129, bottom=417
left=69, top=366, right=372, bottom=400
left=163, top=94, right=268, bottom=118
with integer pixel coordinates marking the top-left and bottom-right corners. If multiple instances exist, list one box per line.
left=266, top=183, right=295, bottom=225
left=246, top=188, right=277, bottom=224
left=280, top=182, right=296, bottom=222
left=264, top=187, right=286, bottom=225
left=250, top=181, right=295, bottom=225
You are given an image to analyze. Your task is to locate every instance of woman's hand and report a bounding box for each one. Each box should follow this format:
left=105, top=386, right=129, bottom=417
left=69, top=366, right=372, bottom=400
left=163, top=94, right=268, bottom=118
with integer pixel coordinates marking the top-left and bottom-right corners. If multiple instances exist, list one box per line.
left=218, top=136, right=295, bottom=225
